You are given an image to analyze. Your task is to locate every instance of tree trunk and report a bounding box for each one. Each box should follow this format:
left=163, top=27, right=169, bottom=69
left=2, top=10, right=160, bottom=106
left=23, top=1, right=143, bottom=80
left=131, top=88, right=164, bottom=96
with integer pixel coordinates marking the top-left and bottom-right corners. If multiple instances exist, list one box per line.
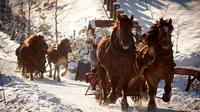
left=55, top=0, right=58, bottom=43
left=28, top=0, right=31, bottom=37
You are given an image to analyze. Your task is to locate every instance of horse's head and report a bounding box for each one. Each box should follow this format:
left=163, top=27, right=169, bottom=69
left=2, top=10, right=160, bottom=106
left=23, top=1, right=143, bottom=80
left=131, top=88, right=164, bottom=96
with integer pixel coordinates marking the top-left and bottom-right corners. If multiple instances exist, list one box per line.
left=146, top=18, right=174, bottom=56
left=115, top=14, right=135, bottom=50
left=62, top=38, right=72, bottom=53
left=25, top=34, right=48, bottom=52
left=156, top=18, right=174, bottom=50
left=38, top=34, right=48, bottom=51
left=58, top=38, right=72, bottom=56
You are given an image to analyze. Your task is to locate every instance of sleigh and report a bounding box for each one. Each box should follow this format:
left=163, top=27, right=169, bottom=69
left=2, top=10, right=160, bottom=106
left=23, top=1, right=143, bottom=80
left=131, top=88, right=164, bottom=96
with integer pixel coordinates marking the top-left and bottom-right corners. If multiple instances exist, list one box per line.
left=85, top=67, right=200, bottom=98
left=174, top=67, right=200, bottom=92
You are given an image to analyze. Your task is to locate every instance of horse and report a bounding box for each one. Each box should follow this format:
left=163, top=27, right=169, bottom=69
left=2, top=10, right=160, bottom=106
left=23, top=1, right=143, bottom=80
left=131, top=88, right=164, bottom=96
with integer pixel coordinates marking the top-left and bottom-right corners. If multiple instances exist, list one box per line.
left=17, top=34, right=48, bottom=80
left=15, top=42, right=24, bottom=70
left=47, top=38, right=72, bottom=81
left=96, top=14, right=138, bottom=110
left=136, top=18, right=174, bottom=110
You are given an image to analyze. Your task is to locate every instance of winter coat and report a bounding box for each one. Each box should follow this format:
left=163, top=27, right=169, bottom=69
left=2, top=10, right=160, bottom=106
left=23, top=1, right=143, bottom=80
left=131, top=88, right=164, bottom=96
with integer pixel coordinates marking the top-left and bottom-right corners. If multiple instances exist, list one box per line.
left=90, top=46, right=97, bottom=69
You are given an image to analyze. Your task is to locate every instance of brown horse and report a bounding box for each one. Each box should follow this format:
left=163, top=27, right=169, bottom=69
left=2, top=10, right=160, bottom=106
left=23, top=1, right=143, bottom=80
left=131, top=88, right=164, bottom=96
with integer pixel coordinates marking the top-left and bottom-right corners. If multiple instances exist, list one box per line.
left=136, top=18, right=174, bottom=110
left=15, top=42, right=24, bottom=69
left=47, top=38, right=71, bottom=81
left=17, top=34, right=48, bottom=80
left=96, top=14, right=138, bottom=110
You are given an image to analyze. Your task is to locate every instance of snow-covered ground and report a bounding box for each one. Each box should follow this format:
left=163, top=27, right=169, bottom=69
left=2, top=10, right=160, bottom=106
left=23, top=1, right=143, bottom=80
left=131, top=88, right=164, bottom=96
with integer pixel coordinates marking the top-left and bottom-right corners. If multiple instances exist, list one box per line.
left=0, top=0, right=200, bottom=112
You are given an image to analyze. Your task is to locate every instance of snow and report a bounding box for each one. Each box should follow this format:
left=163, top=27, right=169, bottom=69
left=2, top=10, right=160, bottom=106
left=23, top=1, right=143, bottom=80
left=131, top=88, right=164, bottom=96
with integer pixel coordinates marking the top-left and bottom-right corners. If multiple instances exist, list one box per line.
left=89, top=20, right=96, bottom=29
left=1, top=0, right=200, bottom=112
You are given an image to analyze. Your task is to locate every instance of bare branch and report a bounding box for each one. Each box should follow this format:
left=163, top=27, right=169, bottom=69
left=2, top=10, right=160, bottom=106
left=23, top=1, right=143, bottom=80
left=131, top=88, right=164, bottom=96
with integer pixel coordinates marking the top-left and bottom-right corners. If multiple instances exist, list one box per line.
left=161, top=4, right=169, bottom=18
left=148, top=2, right=156, bottom=22
left=173, top=19, right=180, bottom=53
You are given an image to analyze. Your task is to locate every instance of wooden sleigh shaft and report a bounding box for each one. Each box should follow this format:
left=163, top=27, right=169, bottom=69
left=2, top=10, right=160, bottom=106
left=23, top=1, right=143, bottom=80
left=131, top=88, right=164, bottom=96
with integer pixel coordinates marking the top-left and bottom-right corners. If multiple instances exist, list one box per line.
left=174, top=68, right=200, bottom=77
left=174, top=68, right=200, bottom=92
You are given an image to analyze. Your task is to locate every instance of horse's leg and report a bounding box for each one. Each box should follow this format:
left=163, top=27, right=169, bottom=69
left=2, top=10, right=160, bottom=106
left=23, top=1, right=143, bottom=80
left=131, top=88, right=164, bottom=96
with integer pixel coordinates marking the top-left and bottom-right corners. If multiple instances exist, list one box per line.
left=61, top=65, right=67, bottom=76
left=162, top=72, right=174, bottom=102
left=146, top=75, right=159, bottom=111
left=24, top=65, right=28, bottom=78
left=39, top=64, right=44, bottom=78
left=40, top=72, right=44, bottom=78
left=98, top=66, right=109, bottom=105
left=108, top=71, right=118, bottom=104
left=37, top=65, right=43, bottom=78
left=53, top=64, right=57, bottom=80
left=40, top=56, right=46, bottom=78
left=62, top=68, right=67, bottom=76
left=62, top=58, right=68, bottom=76
left=29, top=65, right=34, bottom=81
left=35, top=65, right=40, bottom=78
left=121, top=82, right=129, bottom=111
left=57, top=65, right=61, bottom=81
left=49, top=62, right=52, bottom=78
left=22, top=64, right=25, bottom=77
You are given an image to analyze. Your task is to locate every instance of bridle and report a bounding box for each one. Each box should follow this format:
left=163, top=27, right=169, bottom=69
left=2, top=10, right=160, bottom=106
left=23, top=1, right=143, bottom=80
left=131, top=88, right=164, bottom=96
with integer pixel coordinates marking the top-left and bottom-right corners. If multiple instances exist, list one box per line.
left=110, top=26, right=136, bottom=57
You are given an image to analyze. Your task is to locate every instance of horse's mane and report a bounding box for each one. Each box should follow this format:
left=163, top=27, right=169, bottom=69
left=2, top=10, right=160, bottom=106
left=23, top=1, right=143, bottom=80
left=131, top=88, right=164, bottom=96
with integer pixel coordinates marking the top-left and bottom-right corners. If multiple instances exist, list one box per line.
left=145, top=18, right=174, bottom=43
left=60, top=38, right=70, bottom=46
left=24, top=34, right=44, bottom=47
left=112, top=20, right=119, bottom=32
left=145, top=23, right=159, bottom=43
left=57, top=38, right=70, bottom=56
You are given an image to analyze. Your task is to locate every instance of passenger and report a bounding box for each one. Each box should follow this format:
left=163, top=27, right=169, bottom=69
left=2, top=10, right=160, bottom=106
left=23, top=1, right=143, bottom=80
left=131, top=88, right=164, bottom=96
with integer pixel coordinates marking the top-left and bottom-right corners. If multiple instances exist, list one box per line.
left=90, top=36, right=103, bottom=69
left=85, top=36, right=102, bottom=90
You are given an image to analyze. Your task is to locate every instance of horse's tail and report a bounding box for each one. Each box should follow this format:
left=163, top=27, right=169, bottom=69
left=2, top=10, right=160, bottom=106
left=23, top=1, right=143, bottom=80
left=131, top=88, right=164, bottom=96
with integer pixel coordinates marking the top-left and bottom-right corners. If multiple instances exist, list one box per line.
left=16, top=56, right=23, bottom=70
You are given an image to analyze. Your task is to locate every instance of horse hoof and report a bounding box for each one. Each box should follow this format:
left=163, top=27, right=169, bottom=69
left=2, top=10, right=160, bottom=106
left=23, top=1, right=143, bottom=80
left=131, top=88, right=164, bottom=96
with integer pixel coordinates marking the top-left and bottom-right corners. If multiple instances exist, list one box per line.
left=108, top=98, right=117, bottom=104
left=99, top=98, right=109, bottom=106
left=121, top=101, right=129, bottom=111
left=162, top=92, right=171, bottom=102
left=147, top=103, right=157, bottom=111
left=61, top=73, right=66, bottom=76
left=102, top=97, right=109, bottom=106
left=147, top=108, right=157, bottom=112
left=40, top=74, right=44, bottom=78
left=108, top=94, right=117, bottom=104
left=102, top=101, right=109, bottom=106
